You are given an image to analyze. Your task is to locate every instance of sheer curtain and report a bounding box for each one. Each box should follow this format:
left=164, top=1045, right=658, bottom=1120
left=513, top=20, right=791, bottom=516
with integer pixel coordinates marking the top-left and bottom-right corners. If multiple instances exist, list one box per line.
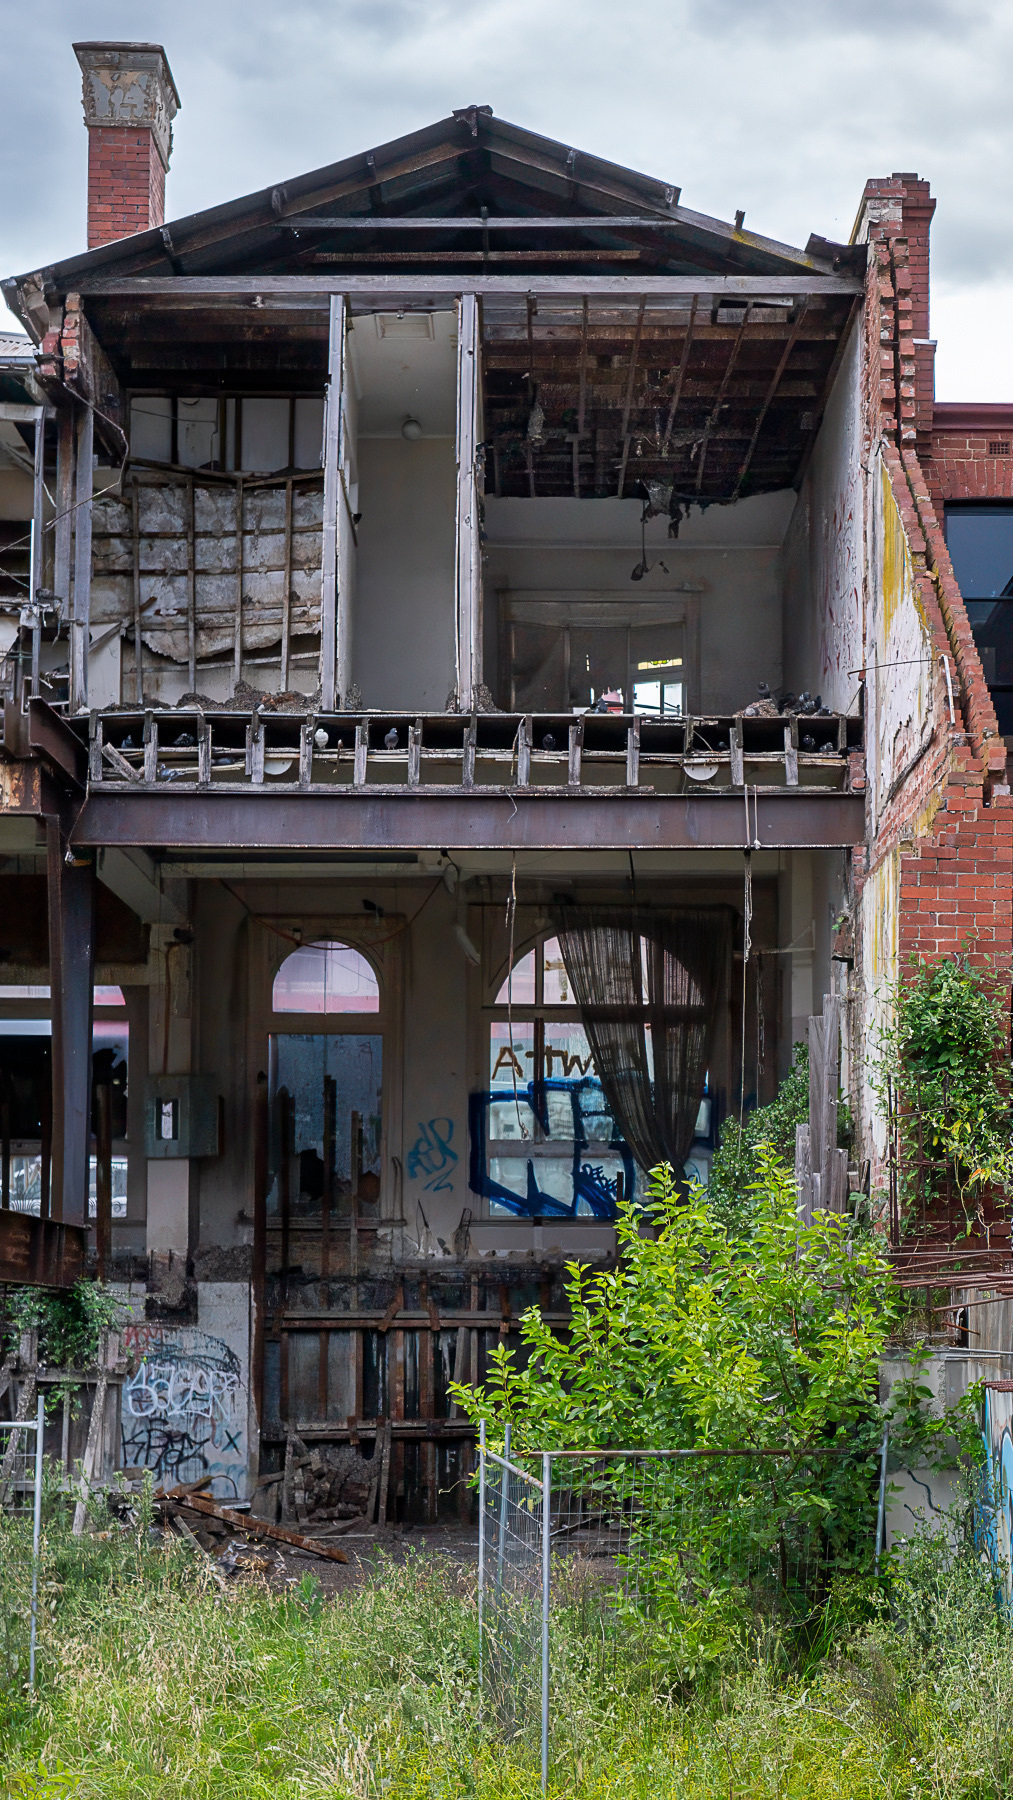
left=551, top=905, right=730, bottom=1182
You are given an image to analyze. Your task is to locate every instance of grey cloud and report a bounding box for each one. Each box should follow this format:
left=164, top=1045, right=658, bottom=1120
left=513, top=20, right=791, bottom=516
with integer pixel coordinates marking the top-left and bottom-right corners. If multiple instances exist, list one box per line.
left=2, top=0, right=1012, bottom=397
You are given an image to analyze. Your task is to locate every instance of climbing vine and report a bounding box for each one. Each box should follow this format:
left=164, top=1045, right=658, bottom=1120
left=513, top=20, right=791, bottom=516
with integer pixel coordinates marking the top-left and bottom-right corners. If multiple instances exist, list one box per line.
left=876, top=951, right=1013, bottom=1234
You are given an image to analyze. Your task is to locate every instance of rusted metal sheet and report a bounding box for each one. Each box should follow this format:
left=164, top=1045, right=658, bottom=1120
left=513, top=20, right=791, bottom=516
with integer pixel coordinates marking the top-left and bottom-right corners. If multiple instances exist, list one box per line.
left=0, top=1212, right=87, bottom=1287
left=73, top=787, right=866, bottom=852
left=0, top=757, right=56, bottom=817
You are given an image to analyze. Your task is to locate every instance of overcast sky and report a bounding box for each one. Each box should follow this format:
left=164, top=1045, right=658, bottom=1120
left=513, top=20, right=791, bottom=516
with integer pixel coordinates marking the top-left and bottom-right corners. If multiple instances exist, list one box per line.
left=2, top=0, right=1012, bottom=398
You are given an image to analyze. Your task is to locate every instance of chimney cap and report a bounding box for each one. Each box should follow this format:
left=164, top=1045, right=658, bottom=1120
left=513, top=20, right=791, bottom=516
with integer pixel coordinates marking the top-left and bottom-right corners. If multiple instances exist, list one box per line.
left=73, top=42, right=180, bottom=170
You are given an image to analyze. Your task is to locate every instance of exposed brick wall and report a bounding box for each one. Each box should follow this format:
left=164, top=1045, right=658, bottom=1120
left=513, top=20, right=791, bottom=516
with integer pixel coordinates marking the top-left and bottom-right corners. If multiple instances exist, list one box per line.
left=929, top=406, right=1013, bottom=505
left=852, top=176, right=1012, bottom=1216
left=86, top=126, right=165, bottom=248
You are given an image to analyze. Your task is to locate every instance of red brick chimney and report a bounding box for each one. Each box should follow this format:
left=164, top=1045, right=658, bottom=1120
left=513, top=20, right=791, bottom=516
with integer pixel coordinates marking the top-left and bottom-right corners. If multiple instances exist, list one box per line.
left=73, top=42, right=180, bottom=249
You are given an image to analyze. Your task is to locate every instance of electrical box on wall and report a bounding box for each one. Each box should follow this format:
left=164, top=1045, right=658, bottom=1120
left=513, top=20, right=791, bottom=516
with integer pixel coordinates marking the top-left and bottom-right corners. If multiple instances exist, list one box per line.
left=144, top=1076, right=221, bottom=1158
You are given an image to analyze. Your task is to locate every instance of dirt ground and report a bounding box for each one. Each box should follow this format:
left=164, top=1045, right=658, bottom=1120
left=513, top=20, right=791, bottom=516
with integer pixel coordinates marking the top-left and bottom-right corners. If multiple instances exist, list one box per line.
left=205, top=1519, right=481, bottom=1598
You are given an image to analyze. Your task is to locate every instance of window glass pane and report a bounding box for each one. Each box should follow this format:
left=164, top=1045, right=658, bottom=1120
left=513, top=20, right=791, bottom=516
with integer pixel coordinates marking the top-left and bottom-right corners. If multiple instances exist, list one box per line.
left=946, top=507, right=1013, bottom=599
left=268, top=1033, right=382, bottom=1215
left=493, top=949, right=535, bottom=1006
left=0, top=985, right=124, bottom=1002
left=89, top=1156, right=128, bottom=1219
left=542, top=938, right=572, bottom=1005
left=632, top=678, right=683, bottom=717
left=963, top=598, right=1013, bottom=688
left=543, top=1021, right=594, bottom=1082
left=273, top=941, right=379, bottom=1014
left=489, top=1020, right=535, bottom=1087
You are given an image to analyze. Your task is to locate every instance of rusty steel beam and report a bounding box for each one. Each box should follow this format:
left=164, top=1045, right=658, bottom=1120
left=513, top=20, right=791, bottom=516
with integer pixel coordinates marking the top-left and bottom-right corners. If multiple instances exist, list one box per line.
left=28, top=699, right=87, bottom=789
left=72, top=788, right=865, bottom=854
left=0, top=1212, right=87, bottom=1287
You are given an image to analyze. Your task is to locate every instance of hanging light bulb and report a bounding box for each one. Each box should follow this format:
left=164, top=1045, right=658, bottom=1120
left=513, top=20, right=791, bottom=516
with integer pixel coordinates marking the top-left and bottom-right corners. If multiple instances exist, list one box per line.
left=401, top=415, right=423, bottom=441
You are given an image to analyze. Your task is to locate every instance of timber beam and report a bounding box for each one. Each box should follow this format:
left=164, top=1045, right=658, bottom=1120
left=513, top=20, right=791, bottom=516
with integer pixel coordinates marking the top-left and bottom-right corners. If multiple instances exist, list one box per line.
left=71, top=272, right=863, bottom=301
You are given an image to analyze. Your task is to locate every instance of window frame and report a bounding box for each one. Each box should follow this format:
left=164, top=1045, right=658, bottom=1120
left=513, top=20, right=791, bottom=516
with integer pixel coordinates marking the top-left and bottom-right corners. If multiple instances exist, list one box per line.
left=478, top=929, right=636, bottom=1219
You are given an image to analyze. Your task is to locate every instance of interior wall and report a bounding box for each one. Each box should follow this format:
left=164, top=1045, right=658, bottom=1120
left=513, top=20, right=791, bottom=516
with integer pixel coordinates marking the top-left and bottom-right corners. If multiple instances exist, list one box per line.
left=352, top=438, right=457, bottom=710
left=484, top=492, right=793, bottom=714
left=781, top=320, right=863, bottom=712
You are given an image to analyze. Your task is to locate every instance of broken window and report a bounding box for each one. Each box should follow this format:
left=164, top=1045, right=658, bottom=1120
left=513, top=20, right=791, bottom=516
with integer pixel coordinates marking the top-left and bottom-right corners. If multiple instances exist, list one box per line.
left=946, top=505, right=1013, bottom=733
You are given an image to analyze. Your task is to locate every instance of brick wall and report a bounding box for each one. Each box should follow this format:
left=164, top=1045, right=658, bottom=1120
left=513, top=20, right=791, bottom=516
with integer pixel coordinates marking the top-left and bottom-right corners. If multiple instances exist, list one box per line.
left=86, top=126, right=165, bottom=248
left=929, top=405, right=1013, bottom=505
left=852, top=177, right=1012, bottom=1213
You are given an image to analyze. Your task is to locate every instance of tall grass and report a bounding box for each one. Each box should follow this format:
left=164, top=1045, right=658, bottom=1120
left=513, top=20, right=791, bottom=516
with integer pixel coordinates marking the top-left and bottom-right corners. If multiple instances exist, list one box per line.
left=1, top=1512, right=1013, bottom=1799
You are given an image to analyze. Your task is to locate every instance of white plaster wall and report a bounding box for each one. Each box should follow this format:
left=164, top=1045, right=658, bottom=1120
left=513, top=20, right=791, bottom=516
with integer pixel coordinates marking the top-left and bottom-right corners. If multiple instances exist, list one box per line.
left=484, top=493, right=792, bottom=714
left=781, top=321, right=864, bottom=713
left=353, top=438, right=457, bottom=710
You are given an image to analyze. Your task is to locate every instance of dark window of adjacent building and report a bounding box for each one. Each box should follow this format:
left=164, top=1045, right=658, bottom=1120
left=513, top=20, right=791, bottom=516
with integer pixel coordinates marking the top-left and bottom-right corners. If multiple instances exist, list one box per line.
left=945, top=505, right=1013, bottom=735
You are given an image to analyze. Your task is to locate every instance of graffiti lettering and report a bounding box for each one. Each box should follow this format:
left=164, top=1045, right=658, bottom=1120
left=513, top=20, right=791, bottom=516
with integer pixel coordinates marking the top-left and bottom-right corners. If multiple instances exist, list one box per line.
left=407, top=1117, right=458, bottom=1193
left=120, top=1323, right=245, bottom=1499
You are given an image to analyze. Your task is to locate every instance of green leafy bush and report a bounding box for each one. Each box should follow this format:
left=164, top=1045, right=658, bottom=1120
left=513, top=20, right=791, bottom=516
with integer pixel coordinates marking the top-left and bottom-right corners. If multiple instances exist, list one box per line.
left=876, top=951, right=1013, bottom=1232
left=0, top=1282, right=122, bottom=1372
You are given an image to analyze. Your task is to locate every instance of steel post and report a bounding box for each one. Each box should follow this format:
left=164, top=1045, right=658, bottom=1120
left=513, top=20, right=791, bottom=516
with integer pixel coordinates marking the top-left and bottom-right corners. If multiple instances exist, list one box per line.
left=477, top=1418, right=485, bottom=1714
left=541, top=1450, right=551, bottom=1794
left=29, top=1391, right=44, bottom=1690
left=875, top=1425, right=889, bottom=1574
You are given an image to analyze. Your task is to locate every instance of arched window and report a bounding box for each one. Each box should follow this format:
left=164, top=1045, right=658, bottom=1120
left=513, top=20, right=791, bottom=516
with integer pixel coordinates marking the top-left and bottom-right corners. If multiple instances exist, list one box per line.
left=272, top=941, right=379, bottom=1014
left=482, top=933, right=634, bottom=1221
left=481, top=933, right=714, bottom=1221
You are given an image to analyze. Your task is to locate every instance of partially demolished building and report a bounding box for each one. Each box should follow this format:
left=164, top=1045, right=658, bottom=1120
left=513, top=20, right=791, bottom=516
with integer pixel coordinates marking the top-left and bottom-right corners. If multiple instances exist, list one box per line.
left=0, top=44, right=1006, bottom=1514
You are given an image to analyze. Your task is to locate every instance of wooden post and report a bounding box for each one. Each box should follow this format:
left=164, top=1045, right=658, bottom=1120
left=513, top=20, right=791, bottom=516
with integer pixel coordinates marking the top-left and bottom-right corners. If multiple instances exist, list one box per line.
left=29, top=405, right=44, bottom=699
left=39, top=1078, right=51, bottom=1221
left=185, top=475, right=196, bottom=694
left=131, top=477, right=144, bottom=703
left=95, top=1082, right=112, bottom=1280
left=233, top=477, right=245, bottom=693
left=46, top=820, right=94, bottom=1227
left=279, top=1087, right=291, bottom=1306
left=71, top=407, right=93, bottom=713
left=321, top=1074, right=334, bottom=1297
left=252, top=1070, right=268, bottom=1426
left=320, top=295, right=346, bottom=710
left=455, top=293, right=481, bottom=711
left=54, top=407, right=75, bottom=634
left=281, top=478, right=293, bottom=692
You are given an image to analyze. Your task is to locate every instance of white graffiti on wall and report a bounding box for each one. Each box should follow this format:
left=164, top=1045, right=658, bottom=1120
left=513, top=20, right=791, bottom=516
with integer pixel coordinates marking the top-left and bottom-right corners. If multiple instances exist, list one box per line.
left=124, top=1357, right=240, bottom=1422
left=121, top=1321, right=246, bottom=1498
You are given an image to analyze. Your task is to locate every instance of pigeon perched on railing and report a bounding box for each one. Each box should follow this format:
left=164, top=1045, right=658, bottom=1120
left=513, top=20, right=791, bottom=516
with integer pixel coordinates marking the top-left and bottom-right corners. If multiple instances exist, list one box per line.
left=384, top=728, right=399, bottom=750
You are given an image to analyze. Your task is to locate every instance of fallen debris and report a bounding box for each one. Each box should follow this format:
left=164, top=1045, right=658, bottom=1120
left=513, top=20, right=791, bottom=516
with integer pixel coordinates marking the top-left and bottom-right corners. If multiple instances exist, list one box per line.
left=158, top=1489, right=350, bottom=1563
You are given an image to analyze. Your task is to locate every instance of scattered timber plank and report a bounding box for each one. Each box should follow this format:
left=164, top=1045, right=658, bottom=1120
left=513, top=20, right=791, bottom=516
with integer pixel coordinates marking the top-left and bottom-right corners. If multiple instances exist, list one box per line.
left=73, top=1365, right=107, bottom=1535
left=170, top=1510, right=229, bottom=1588
left=176, top=1492, right=349, bottom=1562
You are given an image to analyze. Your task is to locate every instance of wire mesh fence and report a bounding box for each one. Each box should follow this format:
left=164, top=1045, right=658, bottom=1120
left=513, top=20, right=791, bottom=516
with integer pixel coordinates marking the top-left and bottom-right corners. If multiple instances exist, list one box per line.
left=0, top=1396, right=45, bottom=1692
left=478, top=1424, right=887, bottom=1790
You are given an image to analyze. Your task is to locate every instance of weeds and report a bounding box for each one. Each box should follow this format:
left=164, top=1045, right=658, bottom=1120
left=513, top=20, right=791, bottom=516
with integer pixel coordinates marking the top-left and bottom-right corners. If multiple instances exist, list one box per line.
left=1, top=1501, right=1013, bottom=1799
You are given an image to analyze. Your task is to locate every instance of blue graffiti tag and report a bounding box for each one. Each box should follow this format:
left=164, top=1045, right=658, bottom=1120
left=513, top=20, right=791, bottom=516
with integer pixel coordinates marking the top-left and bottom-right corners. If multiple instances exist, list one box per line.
left=407, top=1117, right=458, bottom=1192
left=469, top=1079, right=636, bottom=1219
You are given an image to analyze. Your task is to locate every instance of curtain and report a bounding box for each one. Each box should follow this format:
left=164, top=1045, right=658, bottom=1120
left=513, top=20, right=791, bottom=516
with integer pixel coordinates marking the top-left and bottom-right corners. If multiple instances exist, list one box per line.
left=552, top=905, right=731, bottom=1182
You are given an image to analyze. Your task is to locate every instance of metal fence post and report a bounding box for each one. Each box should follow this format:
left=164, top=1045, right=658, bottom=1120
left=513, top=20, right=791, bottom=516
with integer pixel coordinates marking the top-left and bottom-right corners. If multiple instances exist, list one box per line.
left=477, top=1419, right=485, bottom=1715
left=29, top=1391, right=44, bottom=1691
left=541, top=1450, right=550, bottom=1795
left=496, top=1421, right=511, bottom=1589
left=875, top=1424, right=889, bottom=1575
